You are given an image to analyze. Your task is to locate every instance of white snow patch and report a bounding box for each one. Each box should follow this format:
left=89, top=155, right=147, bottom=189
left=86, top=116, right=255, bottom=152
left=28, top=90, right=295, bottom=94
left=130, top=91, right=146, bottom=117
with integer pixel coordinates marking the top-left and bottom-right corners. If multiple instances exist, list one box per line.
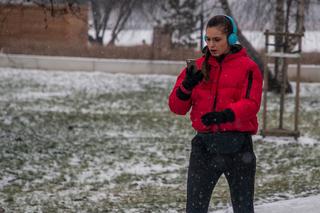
left=253, top=135, right=319, bottom=145
left=0, top=175, right=16, bottom=189
left=212, top=194, right=320, bottom=213
left=125, top=162, right=180, bottom=176
left=0, top=68, right=173, bottom=97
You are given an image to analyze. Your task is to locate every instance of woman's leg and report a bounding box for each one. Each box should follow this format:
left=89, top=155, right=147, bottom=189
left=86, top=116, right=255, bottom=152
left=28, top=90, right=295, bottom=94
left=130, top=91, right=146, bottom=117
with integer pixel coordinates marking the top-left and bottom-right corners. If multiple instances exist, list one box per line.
left=224, top=137, right=256, bottom=213
left=186, top=136, right=223, bottom=213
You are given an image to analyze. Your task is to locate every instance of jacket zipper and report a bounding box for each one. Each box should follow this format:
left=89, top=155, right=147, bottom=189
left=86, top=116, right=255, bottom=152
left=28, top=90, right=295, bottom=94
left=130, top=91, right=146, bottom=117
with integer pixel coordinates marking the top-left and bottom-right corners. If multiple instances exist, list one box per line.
left=212, top=64, right=222, bottom=132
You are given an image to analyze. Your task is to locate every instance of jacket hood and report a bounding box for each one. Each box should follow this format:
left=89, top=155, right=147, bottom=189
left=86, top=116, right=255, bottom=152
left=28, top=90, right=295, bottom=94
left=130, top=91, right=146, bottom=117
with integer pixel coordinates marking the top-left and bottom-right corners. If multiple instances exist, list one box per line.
left=230, top=44, right=243, bottom=54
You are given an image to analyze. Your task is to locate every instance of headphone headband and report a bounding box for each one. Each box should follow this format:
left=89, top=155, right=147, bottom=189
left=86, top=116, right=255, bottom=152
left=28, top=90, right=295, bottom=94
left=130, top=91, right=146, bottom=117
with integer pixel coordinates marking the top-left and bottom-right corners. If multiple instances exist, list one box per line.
left=224, top=15, right=237, bottom=34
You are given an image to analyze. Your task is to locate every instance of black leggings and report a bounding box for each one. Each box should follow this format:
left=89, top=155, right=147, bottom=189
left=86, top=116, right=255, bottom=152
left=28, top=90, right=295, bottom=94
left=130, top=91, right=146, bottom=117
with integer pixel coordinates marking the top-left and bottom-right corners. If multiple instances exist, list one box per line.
left=186, top=133, right=256, bottom=213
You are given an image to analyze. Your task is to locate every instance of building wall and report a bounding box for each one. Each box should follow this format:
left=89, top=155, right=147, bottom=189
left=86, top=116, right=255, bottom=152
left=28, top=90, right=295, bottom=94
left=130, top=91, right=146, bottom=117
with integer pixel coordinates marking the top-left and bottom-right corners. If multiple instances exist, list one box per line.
left=0, top=4, right=88, bottom=55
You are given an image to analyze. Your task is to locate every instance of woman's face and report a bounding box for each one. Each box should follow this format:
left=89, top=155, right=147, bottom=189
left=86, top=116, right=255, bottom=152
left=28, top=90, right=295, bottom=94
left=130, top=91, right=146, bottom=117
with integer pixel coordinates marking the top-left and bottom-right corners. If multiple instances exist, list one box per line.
left=205, top=26, right=230, bottom=57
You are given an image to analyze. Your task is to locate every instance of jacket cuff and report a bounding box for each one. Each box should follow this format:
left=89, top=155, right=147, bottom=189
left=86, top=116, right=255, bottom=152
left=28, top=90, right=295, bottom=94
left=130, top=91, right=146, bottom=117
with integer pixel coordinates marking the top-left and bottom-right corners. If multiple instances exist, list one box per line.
left=224, top=109, right=235, bottom=122
left=180, top=84, right=192, bottom=94
left=181, top=79, right=194, bottom=90
left=176, top=87, right=191, bottom=100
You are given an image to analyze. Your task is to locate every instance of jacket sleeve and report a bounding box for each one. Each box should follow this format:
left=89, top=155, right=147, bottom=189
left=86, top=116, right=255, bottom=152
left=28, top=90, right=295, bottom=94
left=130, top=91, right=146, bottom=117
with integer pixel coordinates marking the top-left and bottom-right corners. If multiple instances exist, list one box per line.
left=168, top=68, right=192, bottom=115
left=226, top=62, right=263, bottom=122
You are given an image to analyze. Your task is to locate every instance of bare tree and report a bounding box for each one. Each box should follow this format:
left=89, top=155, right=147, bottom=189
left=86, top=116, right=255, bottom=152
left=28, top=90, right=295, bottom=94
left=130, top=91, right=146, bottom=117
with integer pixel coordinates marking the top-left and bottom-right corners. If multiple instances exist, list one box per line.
left=89, top=0, right=116, bottom=44
left=108, top=0, right=137, bottom=45
left=89, top=0, right=146, bottom=46
left=156, top=0, right=201, bottom=47
left=274, top=0, right=288, bottom=92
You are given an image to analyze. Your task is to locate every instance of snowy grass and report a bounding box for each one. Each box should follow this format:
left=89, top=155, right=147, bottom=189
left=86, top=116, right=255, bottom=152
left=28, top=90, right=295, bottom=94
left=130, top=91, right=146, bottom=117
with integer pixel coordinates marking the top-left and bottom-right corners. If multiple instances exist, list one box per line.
left=0, top=68, right=319, bottom=212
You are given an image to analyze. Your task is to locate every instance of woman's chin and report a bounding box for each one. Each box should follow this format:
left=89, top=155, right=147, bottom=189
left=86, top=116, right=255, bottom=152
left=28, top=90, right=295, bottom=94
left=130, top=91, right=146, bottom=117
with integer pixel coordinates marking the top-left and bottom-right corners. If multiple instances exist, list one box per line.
left=210, top=51, right=220, bottom=57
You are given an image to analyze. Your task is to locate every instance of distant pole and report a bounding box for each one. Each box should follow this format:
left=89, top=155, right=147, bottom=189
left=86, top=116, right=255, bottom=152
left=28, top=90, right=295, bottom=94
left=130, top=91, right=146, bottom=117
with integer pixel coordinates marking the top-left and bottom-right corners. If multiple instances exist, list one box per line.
left=200, top=0, right=204, bottom=51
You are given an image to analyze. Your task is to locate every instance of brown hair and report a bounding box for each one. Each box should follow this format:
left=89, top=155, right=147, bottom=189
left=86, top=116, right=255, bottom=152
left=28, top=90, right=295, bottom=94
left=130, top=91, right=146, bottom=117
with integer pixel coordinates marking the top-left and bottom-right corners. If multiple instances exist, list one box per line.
left=201, top=15, right=233, bottom=81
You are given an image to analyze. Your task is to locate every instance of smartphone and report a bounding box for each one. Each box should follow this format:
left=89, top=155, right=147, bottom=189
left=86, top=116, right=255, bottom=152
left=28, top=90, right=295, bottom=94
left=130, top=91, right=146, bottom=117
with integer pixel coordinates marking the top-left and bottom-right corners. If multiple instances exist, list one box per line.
left=186, top=59, right=196, bottom=70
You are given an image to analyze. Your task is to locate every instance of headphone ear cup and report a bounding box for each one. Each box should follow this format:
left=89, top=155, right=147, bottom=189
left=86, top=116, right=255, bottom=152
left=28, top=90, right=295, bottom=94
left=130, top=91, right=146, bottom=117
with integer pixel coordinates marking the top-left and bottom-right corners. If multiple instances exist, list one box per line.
left=224, top=15, right=238, bottom=45
left=228, top=33, right=238, bottom=45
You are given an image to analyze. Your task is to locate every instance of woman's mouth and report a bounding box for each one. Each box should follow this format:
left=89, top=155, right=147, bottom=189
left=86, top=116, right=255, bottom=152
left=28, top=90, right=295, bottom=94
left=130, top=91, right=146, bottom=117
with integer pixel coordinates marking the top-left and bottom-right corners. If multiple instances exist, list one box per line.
left=210, top=49, right=218, bottom=55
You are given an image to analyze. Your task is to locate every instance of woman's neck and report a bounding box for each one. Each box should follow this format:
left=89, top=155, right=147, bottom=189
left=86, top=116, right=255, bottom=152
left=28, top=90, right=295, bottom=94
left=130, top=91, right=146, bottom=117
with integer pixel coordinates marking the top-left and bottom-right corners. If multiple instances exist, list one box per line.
left=215, top=51, right=230, bottom=63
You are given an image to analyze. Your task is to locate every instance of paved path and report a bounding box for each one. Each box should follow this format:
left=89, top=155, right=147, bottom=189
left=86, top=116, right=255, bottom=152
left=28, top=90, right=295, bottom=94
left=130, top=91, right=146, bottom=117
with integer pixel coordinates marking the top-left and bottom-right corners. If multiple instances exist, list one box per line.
left=212, top=194, right=320, bottom=213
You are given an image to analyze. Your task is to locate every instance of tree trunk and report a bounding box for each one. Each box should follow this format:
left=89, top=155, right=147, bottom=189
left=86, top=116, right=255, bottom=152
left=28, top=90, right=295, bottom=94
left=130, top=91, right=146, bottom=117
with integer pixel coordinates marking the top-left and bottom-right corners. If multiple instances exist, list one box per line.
left=108, top=0, right=136, bottom=45
left=289, top=0, right=305, bottom=48
left=219, top=0, right=281, bottom=92
left=100, top=1, right=115, bottom=44
left=274, top=0, right=285, bottom=92
left=274, top=0, right=306, bottom=94
left=90, top=0, right=101, bottom=43
left=89, top=0, right=115, bottom=45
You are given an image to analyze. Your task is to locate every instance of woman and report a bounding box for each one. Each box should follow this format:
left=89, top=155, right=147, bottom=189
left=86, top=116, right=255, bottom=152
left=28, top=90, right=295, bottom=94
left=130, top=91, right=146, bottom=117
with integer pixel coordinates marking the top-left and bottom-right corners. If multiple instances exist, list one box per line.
left=168, top=15, right=263, bottom=213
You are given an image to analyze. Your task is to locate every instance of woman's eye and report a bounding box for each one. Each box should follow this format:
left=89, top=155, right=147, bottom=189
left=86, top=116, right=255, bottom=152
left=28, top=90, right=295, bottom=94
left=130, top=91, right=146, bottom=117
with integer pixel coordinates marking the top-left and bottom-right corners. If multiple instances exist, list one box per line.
left=205, top=36, right=223, bottom=43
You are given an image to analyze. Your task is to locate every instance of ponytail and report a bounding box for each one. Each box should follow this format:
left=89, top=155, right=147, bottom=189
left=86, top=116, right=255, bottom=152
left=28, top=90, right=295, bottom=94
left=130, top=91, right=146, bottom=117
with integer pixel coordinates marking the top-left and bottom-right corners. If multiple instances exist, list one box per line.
left=201, top=47, right=211, bottom=81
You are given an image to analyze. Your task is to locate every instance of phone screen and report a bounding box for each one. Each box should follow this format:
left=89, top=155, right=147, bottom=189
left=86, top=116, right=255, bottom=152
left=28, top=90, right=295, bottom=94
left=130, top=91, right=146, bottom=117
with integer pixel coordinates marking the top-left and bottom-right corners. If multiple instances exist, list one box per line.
left=186, top=59, right=196, bottom=70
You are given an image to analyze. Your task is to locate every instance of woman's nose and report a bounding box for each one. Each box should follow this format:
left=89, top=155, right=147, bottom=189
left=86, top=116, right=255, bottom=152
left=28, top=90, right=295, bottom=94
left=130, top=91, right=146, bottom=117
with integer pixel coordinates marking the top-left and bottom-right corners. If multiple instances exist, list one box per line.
left=208, top=43, right=215, bottom=48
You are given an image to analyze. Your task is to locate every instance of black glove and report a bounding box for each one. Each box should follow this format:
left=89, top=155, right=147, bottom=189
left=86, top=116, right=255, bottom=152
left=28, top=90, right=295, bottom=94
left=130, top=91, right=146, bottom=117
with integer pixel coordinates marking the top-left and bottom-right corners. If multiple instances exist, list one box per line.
left=201, top=109, right=235, bottom=126
left=182, top=65, right=203, bottom=90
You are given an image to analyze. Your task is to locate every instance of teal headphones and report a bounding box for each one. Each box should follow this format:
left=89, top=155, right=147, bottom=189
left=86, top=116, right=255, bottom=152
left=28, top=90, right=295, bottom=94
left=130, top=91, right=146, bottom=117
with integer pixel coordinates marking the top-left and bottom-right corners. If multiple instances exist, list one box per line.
left=224, top=15, right=238, bottom=45
left=203, top=15, right=238, bottom=47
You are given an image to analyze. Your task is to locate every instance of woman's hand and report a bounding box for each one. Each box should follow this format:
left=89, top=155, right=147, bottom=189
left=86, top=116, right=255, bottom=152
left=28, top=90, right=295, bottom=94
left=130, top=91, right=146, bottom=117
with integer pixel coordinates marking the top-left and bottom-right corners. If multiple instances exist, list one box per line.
left=181, top=65, right=203, bottom=90
left=201, top=109, right=235, bottom=126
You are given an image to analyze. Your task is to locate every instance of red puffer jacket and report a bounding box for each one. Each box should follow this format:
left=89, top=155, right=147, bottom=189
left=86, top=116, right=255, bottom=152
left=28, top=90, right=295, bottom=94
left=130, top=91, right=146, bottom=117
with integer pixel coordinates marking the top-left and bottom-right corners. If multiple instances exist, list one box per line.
left=168, top=46, right=263, bottom=134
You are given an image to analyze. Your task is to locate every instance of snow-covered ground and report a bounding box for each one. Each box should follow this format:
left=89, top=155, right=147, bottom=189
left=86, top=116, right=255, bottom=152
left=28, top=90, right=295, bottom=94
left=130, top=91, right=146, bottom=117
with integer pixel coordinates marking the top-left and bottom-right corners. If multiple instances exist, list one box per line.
left=0, top=67, right=319, bottom=212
